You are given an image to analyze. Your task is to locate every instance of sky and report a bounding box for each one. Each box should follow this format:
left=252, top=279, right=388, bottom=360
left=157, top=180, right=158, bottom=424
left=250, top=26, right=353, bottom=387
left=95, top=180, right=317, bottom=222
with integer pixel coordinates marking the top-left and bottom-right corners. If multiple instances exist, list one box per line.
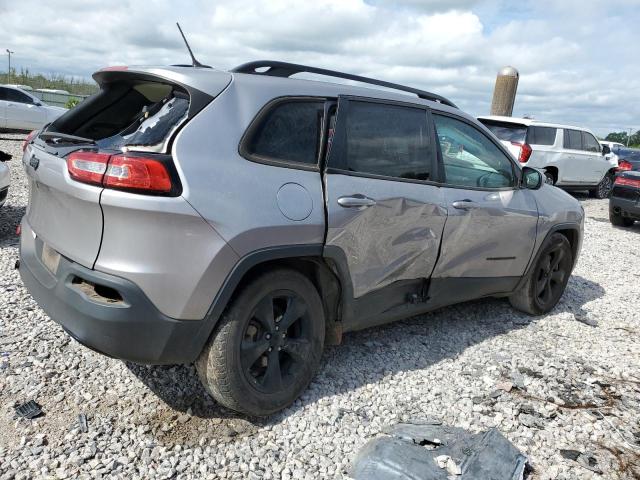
left=1, top=0, right=639, bottom=136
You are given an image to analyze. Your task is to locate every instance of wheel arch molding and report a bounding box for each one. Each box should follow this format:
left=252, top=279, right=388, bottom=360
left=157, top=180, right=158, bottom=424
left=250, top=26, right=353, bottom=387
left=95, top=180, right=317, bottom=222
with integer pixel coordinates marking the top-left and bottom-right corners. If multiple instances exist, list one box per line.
left=186, top=244, right=342, bottom=363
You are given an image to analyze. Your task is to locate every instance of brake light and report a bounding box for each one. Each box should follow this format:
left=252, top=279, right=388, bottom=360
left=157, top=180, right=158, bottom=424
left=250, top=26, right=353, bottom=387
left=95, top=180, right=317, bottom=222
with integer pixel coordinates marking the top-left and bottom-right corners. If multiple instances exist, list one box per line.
left=618, top=160, right=633, bottom=171
left=100, top=65, right=128, bottom=71
left=67, top=152, right=110, bottom=185
left=23, top=130, right=38, bottom=152
left=614, top=176, right=640, bottom=188
left=66, top=151, right=172, bottom=193
left=104, top=155, right=172, bottom=192
left=511, top=142, right=532, bottom=163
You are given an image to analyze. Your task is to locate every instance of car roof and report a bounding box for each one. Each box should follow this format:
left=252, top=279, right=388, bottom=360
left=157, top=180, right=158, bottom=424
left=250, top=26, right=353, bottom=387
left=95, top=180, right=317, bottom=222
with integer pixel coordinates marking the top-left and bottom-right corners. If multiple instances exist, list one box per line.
left=96, top=64, right=471, bottom=122
left=477, top=115, right=594, bottom=132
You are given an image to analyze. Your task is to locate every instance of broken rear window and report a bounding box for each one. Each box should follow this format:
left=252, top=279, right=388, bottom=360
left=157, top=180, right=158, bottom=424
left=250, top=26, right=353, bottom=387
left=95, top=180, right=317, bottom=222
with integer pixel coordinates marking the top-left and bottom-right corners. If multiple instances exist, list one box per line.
left=96, top=92, right=189, bottom=153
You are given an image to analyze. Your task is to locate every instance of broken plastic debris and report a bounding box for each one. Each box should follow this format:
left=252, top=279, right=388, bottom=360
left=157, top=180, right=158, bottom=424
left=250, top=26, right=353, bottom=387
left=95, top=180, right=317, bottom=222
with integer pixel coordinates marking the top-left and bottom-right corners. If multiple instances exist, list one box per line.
left=350, top=420, right=528, bottom=479
left=78, top=413, right=88, bottom=433
left=14, top=400, right=43, bottom=419
left=560, top=449, right=602, bottom=474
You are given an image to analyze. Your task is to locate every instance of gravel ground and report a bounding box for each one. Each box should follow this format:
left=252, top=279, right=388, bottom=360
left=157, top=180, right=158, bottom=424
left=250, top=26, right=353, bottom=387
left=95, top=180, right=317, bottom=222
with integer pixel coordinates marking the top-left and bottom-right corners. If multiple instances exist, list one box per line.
left=1, top=132, right=639, bottom=479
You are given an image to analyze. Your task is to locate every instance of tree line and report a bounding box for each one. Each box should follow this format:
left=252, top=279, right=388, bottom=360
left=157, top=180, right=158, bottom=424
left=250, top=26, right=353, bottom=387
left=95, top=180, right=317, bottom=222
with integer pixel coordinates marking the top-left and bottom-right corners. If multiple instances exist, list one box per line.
left=604, top=130, right=640, bottom=149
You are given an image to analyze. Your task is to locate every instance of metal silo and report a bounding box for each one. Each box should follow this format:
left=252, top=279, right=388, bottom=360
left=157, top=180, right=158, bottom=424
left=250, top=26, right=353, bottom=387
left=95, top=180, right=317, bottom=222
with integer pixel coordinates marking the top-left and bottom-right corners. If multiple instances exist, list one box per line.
left=490, top=66, right=519, bottom=116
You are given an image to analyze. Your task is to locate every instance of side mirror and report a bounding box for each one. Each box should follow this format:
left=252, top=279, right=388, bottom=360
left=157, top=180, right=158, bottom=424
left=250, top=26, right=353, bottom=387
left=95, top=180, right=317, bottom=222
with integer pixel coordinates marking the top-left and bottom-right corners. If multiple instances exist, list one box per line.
left=602, top=145, right=611, bottom=155
left=522, top=166, right=543, bottom=190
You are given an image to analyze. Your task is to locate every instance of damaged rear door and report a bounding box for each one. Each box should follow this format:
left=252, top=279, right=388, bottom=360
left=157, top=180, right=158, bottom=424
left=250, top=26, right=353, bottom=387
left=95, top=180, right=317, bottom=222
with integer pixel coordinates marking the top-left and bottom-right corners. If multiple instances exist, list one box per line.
left=323, top=96, right=447, bottom=305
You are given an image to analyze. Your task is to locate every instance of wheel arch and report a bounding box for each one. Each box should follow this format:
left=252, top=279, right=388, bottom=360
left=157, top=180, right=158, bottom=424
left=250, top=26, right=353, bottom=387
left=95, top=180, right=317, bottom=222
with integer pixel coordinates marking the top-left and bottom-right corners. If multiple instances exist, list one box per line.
left=515, top=223, right=581, bottom=292
left=188, top=244, right=343, bottom=362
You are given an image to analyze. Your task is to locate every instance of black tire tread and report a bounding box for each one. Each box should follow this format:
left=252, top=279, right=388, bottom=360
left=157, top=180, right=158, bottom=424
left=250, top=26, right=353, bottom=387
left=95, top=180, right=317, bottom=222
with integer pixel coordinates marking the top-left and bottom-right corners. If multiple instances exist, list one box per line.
left=195, top=269, right=324, bottom=416
left=509, top=233, right=572, bottom=315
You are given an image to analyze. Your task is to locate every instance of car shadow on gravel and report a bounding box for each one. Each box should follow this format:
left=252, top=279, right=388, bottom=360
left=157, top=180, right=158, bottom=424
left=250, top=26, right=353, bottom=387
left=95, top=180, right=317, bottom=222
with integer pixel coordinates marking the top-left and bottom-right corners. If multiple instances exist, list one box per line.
left=126, top=274, right=604, bottom=426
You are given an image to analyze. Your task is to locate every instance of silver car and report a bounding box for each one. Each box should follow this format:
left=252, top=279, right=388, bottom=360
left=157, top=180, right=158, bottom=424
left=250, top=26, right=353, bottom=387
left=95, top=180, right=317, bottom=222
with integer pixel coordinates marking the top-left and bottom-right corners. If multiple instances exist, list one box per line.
left=18, top=61, right=584, bottom=416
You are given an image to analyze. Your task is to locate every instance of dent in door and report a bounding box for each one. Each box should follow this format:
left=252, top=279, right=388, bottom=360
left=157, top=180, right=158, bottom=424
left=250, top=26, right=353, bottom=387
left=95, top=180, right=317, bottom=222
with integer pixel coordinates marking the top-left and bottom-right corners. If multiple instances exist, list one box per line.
left=326, top=196, right=447, bottom=298
left=433, top=189, right=538, bottom=278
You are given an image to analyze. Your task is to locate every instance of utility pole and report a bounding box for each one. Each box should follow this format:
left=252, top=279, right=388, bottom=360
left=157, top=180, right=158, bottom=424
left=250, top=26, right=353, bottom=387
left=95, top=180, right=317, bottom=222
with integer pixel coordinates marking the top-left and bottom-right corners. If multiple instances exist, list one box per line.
left=5, top=49, right=14, bottom=84
left=627, top=128, right=633, bottom=147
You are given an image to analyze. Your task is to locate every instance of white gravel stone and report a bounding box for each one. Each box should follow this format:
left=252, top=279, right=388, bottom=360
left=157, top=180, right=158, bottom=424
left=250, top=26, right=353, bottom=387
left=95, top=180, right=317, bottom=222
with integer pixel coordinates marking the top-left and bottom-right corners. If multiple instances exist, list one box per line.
left=1, top=132, right=640, bottom=479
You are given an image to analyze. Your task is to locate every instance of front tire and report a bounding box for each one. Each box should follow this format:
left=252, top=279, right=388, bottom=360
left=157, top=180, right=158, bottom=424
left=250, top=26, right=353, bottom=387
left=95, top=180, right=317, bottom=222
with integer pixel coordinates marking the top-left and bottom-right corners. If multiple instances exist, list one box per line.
left=509, top=233, right=573, bottom=315
left=196, top=269, right=325, bottom=416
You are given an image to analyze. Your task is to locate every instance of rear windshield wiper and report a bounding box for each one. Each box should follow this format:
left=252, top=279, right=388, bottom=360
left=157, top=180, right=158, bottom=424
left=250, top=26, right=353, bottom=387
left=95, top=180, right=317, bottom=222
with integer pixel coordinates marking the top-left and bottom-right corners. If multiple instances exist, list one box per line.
left=39, top=132, right=96, bottom=145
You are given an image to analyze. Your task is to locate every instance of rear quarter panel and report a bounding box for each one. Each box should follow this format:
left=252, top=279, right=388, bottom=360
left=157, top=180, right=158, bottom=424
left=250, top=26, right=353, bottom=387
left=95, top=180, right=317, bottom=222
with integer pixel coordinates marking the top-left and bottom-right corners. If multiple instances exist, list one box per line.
left=172, top=74, right=328, bottom=257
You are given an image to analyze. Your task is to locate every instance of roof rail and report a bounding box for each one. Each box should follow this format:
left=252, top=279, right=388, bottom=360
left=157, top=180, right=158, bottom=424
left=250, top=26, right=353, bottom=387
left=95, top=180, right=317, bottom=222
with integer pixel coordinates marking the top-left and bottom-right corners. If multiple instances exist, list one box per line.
left=231, top=60, right=458, bottom=109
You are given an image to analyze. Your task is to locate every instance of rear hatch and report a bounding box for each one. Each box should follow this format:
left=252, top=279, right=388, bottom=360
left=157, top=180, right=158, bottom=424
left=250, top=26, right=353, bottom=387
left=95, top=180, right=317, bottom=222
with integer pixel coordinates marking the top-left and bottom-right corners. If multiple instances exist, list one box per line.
left=478, top=119, right=528, bottom=160
left=22, top=67, right=221, bottom=268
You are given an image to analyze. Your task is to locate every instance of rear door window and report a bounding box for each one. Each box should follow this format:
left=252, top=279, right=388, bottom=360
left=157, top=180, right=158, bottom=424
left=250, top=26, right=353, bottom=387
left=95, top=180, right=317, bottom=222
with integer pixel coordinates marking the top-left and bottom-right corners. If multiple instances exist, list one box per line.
left=0, top=87, right=8, bottom=101
left=582, top=132, right=601, bottom=152
left=527, top=126, right=557, bottom=146
left=563, top=129, right=583, bottom=150
left=244, top=100, right=324, bottom=166
left=478, top=120, right=527, bottom=143
left=329, top=100, right=434, bottom=181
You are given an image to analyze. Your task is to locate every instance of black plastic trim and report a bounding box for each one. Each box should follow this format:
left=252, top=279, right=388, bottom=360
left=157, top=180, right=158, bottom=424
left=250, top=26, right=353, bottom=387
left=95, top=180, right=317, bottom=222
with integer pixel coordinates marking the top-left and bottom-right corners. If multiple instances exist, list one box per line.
left=322, top=245, right=520, bottom=332
left=514, top=222, right=582, bottom=292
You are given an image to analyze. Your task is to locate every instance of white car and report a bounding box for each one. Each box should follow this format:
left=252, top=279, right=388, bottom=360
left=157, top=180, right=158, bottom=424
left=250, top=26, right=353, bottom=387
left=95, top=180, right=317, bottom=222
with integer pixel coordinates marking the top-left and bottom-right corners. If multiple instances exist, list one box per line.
left=478, top=115, right=617, bottom=198
left=0, top=155, right=9, bottom=208
left=0, top=85, right=66, bottom=131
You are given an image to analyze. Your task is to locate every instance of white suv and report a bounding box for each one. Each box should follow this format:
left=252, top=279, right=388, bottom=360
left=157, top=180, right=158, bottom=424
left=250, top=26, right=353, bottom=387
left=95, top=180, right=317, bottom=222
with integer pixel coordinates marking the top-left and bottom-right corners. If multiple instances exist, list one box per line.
left=478, top=116, right=616, bottom=198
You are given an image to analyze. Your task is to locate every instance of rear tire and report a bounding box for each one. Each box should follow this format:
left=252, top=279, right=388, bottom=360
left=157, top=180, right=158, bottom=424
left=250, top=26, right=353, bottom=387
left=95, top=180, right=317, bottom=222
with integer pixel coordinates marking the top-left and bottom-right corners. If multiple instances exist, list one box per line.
left=610, top=212, right=634, bottom=227
left=196, top=269, right=325, bottom=416
left=509, top=233, right=573, bottom=315
left=590, top=174, right=614, bottom=199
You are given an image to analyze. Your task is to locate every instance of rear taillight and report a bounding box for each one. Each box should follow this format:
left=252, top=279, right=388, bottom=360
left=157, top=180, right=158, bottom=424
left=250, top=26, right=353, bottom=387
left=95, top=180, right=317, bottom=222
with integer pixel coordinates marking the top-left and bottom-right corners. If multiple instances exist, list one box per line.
left=67, top=152, right=110, bottom=185
left=66, top=151, right=173, bottom=193
left=23, top=130, right=38, bottom=152
left=511, top=142, right=532, bottom=163
left=614, top=176, right=640, bottom=188
left=104, top=155, right=172, bottom=192
left=618, top=160, right=633, bottom=171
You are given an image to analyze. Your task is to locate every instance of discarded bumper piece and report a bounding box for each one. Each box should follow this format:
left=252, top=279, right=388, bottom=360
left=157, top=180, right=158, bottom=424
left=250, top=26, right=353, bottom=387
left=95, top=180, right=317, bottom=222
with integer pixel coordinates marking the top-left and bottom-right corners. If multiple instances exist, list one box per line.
left=350, top=419, right=528, bottom=480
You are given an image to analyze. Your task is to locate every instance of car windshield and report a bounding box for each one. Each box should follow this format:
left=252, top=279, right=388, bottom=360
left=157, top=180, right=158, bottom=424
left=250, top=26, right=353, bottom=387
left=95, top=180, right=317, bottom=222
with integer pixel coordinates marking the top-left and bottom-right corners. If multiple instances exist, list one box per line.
left=479, top=120, right=527, bottom=143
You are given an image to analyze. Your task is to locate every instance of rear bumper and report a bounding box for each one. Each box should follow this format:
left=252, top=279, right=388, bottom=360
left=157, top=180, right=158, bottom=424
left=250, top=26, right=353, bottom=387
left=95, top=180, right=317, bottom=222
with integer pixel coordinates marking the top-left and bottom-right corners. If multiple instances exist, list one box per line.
left=18, top=220, right=205, bottom=365
left=610, top=195, right=640, bottom=220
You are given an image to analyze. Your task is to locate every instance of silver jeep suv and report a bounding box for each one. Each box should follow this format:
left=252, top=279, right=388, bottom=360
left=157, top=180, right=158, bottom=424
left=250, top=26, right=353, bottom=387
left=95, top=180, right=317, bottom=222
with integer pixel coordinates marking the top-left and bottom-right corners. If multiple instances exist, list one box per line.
left=19, top=61, right=584, bottom=416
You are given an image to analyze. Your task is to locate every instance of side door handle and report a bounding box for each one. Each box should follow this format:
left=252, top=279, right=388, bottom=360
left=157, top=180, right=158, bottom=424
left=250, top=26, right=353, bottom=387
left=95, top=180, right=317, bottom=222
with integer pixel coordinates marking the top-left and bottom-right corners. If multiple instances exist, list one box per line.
left=452, top=199, right=479, bottom=210
left=337, top=194, right=377, bottom=208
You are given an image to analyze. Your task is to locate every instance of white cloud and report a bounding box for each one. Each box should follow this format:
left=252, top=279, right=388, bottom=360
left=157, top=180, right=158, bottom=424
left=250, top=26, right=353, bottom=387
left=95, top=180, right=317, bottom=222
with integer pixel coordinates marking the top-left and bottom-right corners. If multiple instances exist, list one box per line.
left=0, top=0, right=638, bottom=134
